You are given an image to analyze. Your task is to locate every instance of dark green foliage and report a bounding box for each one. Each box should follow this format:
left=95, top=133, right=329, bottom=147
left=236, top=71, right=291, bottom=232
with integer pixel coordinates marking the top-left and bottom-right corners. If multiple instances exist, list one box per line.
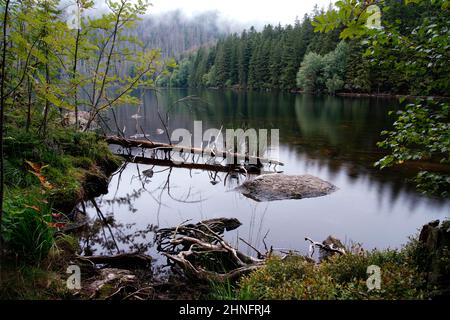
left=169, top=0, right=449, bottom=98
left=343, top=40, right=371, bottom=93
left=2, top=108, right=122, bottom=262
left=296, top=41, right=349, bottom=94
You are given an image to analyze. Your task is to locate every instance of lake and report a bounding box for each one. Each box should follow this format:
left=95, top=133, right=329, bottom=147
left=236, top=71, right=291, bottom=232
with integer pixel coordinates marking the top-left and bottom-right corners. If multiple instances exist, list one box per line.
left=79, top=89, right=450, bottom=263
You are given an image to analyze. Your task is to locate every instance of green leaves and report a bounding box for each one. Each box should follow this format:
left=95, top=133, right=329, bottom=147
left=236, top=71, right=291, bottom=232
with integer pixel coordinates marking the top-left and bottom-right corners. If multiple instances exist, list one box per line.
left=312, top=0, right=373, bottom=39
left=376, top=100, right=450, bottom=197
left=312, top=9, right=341, bottom=33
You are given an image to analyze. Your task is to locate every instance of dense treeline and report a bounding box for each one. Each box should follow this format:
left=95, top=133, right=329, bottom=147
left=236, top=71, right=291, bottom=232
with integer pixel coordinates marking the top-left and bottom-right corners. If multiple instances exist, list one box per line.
left=160, top=6, right=342, bottom=91
left=162, top=1, right=449, bottom=97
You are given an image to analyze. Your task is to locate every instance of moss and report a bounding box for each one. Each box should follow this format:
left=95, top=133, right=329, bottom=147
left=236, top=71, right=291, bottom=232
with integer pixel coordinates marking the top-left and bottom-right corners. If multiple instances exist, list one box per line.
left=3, top=125, right=122, bottom=211
left=68, top=156, right=95, bottom=170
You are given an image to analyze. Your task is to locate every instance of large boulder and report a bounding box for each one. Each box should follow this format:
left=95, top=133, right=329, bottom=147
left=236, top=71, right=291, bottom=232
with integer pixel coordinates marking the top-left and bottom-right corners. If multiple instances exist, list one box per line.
left=236, top=174, right=338, bottom=202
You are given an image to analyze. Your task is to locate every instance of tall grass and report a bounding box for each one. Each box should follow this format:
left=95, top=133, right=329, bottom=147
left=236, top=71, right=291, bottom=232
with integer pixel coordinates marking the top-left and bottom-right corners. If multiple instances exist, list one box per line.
left=209, top=280, right=256, bottom=300
left=2, top=189, right=55, bottom=263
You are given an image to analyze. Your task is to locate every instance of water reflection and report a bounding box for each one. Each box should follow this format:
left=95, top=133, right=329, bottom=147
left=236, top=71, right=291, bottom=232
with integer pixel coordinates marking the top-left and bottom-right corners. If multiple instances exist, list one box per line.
left=79, top=161, right=261, bottom=262
left=81, top=89, right=450, bottom=259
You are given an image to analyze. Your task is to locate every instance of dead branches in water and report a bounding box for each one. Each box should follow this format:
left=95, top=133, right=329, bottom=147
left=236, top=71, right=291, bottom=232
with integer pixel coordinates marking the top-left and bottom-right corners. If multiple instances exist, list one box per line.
left=155, top=218, right=265, bottom=282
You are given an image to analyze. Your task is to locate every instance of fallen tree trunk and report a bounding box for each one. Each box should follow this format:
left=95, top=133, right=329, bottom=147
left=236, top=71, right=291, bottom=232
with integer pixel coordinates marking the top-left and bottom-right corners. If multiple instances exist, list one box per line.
left=119, top=155, right=249, bottom=174
left=106, top=136, right=284, bottom=166
left=77, top=253, right=153, bottom=269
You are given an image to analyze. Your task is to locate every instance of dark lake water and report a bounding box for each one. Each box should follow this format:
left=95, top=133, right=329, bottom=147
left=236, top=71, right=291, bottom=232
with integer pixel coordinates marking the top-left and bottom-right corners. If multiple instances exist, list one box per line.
left=80, top=89, right=450, bottom=262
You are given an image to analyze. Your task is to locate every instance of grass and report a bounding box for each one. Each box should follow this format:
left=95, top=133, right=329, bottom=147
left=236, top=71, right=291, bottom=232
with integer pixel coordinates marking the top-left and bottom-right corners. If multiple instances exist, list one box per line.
left=2, top=188, right=55, bottom=263
left=208, top=280, right=255, bottom=300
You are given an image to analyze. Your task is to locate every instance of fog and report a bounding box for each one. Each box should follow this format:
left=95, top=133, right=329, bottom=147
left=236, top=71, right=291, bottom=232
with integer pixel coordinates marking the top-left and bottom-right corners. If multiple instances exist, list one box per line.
left=149, top=0, right=333, bottom=25
left=62, top=0, right=333, bottom=28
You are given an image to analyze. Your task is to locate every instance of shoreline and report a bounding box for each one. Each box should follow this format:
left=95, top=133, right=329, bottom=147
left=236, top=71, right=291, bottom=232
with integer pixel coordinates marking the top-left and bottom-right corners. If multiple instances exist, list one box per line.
left=156, top=86, right=450, bottom=100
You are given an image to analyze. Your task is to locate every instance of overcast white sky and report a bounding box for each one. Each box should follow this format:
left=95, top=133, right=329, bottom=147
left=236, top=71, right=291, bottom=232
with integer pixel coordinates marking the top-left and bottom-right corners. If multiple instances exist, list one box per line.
left=148, top=0, right=333, bottom=25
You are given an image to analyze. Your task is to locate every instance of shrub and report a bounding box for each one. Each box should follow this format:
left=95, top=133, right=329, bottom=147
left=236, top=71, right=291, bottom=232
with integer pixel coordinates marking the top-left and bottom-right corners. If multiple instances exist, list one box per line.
left=236, top=243, right=427, bottom=300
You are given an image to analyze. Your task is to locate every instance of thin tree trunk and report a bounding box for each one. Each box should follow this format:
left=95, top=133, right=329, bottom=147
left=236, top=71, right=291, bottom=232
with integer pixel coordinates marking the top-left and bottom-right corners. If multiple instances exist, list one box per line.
left=42, top=48, right=49, bottom=136
left=0, top=0, right=11, bottom=259
left=26, top=76, right=32, bottom=132
left=41, top=2, right=50, bottom=136
left=86, top=3, right=124, bottom=131
left=73, top=27, right=80, bottom=127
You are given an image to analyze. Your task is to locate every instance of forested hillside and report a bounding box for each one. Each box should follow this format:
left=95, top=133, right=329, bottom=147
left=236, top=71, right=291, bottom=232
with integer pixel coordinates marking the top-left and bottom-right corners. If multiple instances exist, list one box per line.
left=129, top=10, right=238, bottom=58
left=162, top=1, right=449, bottom=97
left=102, top=10, right=238, bottom=78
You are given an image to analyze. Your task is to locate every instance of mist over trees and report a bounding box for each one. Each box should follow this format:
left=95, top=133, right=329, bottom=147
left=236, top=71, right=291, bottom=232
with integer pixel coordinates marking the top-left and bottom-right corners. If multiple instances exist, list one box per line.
left=104, top=9, right=243, bottom=78
left=130, top=10, right=242, bottom=58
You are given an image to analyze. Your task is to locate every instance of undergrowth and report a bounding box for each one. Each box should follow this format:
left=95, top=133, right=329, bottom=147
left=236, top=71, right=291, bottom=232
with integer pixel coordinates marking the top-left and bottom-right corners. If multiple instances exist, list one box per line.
left=210, top=238, right=434, bottom=300
left=1, top=113, right=122, bottom=299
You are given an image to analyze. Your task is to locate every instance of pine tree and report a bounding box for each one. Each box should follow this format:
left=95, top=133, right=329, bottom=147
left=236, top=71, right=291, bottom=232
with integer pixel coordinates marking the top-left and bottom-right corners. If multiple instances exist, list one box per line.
left=237, top=30, right=251, bottom=87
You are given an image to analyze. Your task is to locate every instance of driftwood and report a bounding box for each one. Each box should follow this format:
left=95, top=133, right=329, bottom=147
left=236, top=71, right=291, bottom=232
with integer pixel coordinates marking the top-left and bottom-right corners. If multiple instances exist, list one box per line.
left=305, top=236, right=346, bottom=261
left=106, top=136, right=284, bottom=166
left=77, top=252, right=153, bottom=269
left=155, top=218, right=264, bottom=282
left=154, top=218, right=354, bottom=282
left=156, top=218, right=242, bottom=254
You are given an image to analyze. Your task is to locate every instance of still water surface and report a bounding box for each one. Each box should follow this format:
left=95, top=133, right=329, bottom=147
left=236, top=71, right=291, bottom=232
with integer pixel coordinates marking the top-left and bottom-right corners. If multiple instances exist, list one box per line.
left=80, top=89, right=449, bottom=261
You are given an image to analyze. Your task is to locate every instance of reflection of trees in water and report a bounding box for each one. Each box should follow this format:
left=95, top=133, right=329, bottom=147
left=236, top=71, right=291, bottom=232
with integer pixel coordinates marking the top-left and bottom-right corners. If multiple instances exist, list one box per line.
left=79, top=161, right=256, bottom=256
left=79, top=201, right=157, bottom=256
